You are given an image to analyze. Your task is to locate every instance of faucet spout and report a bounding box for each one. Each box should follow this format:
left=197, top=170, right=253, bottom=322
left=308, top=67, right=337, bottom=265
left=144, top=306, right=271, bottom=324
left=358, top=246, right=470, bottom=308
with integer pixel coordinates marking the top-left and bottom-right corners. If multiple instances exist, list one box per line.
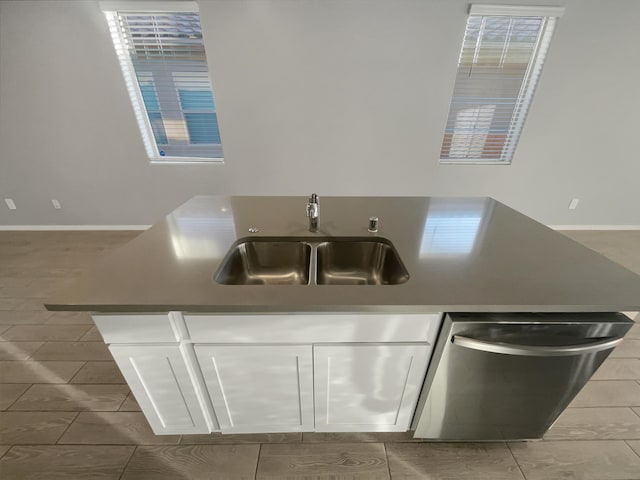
left=306, top=193, right=319, bottom=232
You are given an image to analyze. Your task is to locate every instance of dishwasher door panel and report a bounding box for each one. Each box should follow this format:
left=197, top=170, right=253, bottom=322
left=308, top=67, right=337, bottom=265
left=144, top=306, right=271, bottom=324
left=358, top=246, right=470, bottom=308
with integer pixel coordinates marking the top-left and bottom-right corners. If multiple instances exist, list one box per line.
left=413, top=314, right=632, bottom=440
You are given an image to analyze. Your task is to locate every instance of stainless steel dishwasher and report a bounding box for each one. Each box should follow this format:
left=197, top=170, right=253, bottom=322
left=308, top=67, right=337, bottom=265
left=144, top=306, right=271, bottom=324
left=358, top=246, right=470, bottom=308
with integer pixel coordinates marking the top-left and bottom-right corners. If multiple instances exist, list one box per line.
left=412, top=312, right=633, bottom=440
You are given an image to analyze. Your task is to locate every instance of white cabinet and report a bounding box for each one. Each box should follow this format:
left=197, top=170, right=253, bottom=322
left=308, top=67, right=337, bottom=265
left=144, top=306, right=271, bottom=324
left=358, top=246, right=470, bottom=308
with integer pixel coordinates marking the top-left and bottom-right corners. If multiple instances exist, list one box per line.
left=313, top=344, right=432, bottom=432
left=96, top=312, right=442, bottom=435
left=109, top=345, right=209, bottom=435
left=194, top=343, right=430, bottom=434
left=195, top=345, right=314, bottom=433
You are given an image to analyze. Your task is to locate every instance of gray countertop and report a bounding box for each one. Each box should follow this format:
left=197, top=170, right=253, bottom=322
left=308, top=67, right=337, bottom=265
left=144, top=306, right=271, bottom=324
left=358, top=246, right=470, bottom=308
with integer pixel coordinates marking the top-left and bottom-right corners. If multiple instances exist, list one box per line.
left=45, top=196, right=640, bottom=313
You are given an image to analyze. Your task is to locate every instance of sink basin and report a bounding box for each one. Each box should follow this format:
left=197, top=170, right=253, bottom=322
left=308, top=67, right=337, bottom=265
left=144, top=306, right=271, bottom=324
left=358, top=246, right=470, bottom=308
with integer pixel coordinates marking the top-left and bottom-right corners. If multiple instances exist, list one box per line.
left=215, top=240, right=311, bottom=285
left=316, top=240, right=409, bottom=285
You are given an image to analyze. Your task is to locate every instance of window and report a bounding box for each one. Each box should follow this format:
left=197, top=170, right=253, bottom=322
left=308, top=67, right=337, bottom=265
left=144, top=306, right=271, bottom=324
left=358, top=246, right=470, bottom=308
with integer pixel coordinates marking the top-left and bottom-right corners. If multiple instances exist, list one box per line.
left=440, top=5, right=564, bottom=164
left=103, top=2, right=222, bottom=162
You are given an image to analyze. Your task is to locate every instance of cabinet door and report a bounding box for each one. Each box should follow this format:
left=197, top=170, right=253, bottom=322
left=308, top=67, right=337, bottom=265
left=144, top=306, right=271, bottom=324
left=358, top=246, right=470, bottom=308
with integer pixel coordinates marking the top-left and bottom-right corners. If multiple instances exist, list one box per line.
left=195, top=345, right=314, bottom=433
left=109, top=345, right=209, bottom=435
left=314, top=344, right=431, bottom=432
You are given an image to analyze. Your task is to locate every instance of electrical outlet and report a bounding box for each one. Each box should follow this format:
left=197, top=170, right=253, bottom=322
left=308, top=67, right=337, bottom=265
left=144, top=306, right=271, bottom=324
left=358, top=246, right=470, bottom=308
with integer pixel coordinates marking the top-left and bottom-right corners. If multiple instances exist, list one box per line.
left=4, top=198, right=16, bottom=210
left=51, top=199, right=62, bottom=209
left=568, top=198, right=579, bottom=210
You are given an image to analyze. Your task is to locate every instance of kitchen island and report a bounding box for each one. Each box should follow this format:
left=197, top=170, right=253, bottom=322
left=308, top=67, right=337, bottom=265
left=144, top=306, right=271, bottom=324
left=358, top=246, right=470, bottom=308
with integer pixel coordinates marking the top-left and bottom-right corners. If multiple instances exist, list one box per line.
left=45, top=196, right=640, bottom=439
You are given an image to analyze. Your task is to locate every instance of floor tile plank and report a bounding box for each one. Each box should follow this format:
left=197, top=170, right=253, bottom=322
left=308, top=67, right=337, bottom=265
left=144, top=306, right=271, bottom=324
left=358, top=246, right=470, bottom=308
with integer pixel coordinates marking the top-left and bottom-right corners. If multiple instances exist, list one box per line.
left=58, top=412, right=179, bottom=445
left=0, top=445, right=9, bottom=458
left=386, top=442, right=524, bottom=480
left=0, top=325, right=92, bottom=341
left=0, top=360, right=83, bottom=383
left=560, top=231, right=640, bottom=275
left=303, top=432, right=422, bottom=443
left=30, top=341, right=112, bottom=361
left=628, top=440, right=640, bottom=457
left=570, top=380, right=640, bottom=407
left=2, top=299, right=48, bottom=311
left=0, top=445, right=134, bottom=480
left=70, top=361, right=125, bottom=384
left=45, top=312, right=94, bottom=325
left=509, top=440, right=640, bottom=480
left=181, top=432, right=301, bottom=444
left=544, top=407, right=640, bottom=440
left=0, top=341, right=45, bottom=360
left=121, top=445, right=259, bottom=479
left=10, top=384, right=128, bottom=411
left=0, top=299, right=35, bottom=311
left=592, top=358, right=640, bottom=380
left=0, top=411, right=77, bottom=444
left=0, top=311, right=52, bottom=326
left=0, top=277, right=33, bottom=289
left=256, top=443, right=389, bottom=479
left=610, top=339, right=640, bottom=358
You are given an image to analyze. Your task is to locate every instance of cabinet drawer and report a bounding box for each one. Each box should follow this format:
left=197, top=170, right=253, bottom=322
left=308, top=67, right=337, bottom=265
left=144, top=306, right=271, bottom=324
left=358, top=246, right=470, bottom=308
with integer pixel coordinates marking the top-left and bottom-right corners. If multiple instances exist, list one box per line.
left=184, top=313, right=442, bottom=343
left=92, top=314, right=178, bottom=344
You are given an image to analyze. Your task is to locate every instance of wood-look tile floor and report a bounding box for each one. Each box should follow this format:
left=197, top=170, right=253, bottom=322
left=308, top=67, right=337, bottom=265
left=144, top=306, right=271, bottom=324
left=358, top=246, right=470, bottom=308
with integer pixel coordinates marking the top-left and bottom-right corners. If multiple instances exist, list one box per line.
left=0, top=230, right=638, bottom=479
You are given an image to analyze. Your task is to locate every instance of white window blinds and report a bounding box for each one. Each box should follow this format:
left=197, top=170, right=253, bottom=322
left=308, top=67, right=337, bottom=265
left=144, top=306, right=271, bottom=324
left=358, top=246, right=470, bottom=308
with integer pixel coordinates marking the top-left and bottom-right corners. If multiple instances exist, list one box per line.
left=440, top=5, right=564, bottom=164
left=104, top=4, right=222, bottom=161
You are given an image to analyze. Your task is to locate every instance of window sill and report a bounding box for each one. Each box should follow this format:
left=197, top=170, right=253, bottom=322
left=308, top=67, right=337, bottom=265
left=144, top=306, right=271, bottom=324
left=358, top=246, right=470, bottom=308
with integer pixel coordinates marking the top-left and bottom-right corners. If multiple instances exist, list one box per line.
left=439, top=160, right=511, bottom=165
left=149, top=157, right=224, bottom=165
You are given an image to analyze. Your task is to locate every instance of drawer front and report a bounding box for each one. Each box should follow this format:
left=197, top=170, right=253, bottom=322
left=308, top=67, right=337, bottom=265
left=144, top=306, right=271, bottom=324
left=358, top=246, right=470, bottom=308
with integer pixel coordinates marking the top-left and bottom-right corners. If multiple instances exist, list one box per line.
left=92, top=314, right=178, bottom=344
left=184, top=313, right=442, bottom=344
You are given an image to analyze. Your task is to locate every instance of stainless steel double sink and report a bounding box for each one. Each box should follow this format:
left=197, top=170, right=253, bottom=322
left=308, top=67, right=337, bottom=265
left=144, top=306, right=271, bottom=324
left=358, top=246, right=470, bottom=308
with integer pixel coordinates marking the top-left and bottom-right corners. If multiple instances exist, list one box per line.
left=215, top=238, right=409, bottom=286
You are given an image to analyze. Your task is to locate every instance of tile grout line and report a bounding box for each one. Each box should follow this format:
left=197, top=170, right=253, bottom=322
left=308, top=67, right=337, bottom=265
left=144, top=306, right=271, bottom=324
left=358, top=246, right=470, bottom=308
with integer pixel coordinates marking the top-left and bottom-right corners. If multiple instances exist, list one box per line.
left=383, top=442, right=392, bottom=480
left=506, top=441, right=529, bottom=480
left=25, top=341, right=46, bottom=361
left=54, top=411, right=80, bottom=444
left=68, top=361, right=88, bottom=384
left=624, top=440, right=640, bottom=460
left=0, top=445, right=13, bottom=460
left=3, top=383, right=36, bottom=411
left=254, top=443, right=262, bottom=480
left=118, top=445, right=138, bottom=480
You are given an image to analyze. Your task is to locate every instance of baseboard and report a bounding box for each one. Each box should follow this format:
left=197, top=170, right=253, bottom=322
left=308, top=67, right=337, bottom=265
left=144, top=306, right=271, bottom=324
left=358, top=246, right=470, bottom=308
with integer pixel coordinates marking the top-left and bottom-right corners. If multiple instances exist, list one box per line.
left=0, top=225, right=151, bottom=231
left=549, top=225, right=640, bottom=231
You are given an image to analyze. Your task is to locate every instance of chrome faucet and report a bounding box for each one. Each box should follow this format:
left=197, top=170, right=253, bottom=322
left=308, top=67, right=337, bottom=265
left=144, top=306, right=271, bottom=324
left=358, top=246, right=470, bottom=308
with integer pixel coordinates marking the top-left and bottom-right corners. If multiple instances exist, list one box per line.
left=306, top=193, right=319, bottom=232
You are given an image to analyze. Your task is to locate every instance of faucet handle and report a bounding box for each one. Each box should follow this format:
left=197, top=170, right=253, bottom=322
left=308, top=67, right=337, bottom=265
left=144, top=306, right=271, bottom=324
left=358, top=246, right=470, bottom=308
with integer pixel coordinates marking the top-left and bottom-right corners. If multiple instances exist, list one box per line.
left=306, top=193, right=319, bottom=218
left=306, top=202, right=318, bottom=217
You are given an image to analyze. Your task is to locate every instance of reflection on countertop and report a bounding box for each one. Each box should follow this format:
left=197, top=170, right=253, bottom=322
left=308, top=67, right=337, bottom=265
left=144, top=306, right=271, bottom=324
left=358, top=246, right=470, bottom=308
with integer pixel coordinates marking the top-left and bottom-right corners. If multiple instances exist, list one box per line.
left=420, top=198, right=491, bottom=257
left=45, top=196, right=640, bottom=313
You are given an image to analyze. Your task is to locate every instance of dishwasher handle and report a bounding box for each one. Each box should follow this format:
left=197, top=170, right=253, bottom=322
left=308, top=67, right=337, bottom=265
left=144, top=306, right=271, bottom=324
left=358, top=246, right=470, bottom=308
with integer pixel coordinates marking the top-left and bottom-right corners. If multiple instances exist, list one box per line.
left=451, top=335, right=624, bottom=357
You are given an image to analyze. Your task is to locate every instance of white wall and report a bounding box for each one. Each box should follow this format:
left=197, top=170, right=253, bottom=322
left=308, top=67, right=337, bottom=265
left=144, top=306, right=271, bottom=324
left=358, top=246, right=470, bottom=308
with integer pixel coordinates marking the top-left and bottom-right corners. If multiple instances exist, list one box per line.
left=1, top=0, right=638, bottom=226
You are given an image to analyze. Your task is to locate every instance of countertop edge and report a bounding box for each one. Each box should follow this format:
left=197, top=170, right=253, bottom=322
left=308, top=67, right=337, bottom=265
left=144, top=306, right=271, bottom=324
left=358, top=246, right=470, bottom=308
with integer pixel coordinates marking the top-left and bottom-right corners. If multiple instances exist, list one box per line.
left=43, top=303, right=640, bottom=314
